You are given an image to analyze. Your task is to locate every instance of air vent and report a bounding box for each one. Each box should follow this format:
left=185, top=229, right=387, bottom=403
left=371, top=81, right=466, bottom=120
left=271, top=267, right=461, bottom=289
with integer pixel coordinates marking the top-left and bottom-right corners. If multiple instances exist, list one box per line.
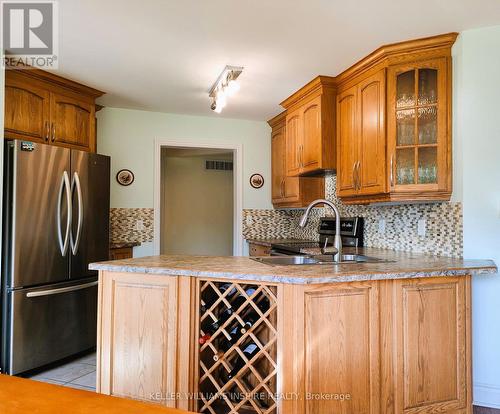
left=205, top=160, right=233, bottom=171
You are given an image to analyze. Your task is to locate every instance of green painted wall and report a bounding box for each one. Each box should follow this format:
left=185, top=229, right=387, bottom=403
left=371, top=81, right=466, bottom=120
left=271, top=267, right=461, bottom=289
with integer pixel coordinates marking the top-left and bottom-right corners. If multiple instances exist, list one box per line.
left=97, top=107, right=272, bottom=210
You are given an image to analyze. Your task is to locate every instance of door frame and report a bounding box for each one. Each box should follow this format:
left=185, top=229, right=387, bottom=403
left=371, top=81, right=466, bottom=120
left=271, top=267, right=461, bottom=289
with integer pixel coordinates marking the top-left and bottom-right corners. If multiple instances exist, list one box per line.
left=153, top=138, right=243, bottom=256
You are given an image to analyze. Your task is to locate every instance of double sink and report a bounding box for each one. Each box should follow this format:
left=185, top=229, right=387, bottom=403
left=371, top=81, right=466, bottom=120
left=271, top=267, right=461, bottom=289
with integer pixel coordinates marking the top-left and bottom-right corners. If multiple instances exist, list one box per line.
left=252, top=254, right=391, bottom=266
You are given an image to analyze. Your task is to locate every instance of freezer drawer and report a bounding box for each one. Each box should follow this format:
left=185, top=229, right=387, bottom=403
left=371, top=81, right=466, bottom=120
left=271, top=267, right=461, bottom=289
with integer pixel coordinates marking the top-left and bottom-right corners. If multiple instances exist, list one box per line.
left=3, top=278, right=97, bottom=375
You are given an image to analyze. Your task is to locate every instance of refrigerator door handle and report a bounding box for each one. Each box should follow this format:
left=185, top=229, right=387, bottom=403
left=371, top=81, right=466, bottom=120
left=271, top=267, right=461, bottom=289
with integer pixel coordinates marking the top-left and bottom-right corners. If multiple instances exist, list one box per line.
left=57, top=171, right=72, bottom=256
left=70, top=172, right=84, bottom=255
left=25, top=281, right=98, bottom=298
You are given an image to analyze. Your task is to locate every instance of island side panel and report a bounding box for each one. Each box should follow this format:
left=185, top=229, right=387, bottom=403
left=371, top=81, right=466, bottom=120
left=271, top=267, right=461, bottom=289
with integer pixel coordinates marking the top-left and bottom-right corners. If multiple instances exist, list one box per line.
left=176, top=275, right=197, bottom=411
left=97, top=271, right=179, bottom=407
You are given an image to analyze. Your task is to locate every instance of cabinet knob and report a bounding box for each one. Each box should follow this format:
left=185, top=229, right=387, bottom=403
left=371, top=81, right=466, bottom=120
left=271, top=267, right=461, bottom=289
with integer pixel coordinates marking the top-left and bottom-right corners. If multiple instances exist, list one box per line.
left=45, top=121, right=49, bottom=142
left=51, top=123, right=56, bottom=142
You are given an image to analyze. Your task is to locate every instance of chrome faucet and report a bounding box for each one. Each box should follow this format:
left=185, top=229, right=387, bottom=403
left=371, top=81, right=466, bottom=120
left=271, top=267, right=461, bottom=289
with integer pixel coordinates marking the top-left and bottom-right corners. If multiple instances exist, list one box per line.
left=299, top=199, right=342, bottom=263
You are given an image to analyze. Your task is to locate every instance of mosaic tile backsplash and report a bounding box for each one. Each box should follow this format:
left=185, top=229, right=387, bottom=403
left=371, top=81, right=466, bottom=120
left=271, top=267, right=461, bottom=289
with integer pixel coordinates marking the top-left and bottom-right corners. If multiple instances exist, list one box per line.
left=110, top=208, right=154, bottom=244
left=244, top=174, right=463, bottom=258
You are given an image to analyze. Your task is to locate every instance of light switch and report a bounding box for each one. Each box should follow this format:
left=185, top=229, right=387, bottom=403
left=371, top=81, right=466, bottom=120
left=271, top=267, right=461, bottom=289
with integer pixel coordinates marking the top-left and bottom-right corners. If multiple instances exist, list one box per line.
left=135, top=220, right=145, bottom=231
left=378, top=219, right=386, bottom=234
left=417, top=219, right=426, bottom=237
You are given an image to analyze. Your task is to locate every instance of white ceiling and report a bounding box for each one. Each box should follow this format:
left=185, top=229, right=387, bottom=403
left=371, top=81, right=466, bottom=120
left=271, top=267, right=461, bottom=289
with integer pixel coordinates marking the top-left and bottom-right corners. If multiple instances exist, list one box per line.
left=56, top=0, right=500, bottom=121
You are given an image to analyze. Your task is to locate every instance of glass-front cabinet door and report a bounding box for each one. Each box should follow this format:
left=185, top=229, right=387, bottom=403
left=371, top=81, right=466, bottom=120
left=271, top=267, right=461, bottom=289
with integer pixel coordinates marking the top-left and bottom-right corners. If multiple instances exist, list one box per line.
left=388, top=58, right=450, bottom=196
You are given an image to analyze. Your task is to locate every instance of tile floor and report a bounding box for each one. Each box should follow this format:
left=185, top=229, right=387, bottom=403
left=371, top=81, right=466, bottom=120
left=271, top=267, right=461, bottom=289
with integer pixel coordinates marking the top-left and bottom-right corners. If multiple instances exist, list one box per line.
left=28, top=352, right=96, bottom=392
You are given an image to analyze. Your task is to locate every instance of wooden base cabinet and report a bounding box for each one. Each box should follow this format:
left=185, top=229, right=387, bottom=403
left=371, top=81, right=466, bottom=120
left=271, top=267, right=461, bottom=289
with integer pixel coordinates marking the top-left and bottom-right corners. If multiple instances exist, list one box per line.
left=97, top=273, right=471, bottom=414
left=281, top=276, right=471, bottom=414
left=282, top=282, right=381, bottom=414
left=109, top=247, right=134, bottom=260
left=98, top=272, right=181, bottom=407
left=391, top=277, right=471, bottom=414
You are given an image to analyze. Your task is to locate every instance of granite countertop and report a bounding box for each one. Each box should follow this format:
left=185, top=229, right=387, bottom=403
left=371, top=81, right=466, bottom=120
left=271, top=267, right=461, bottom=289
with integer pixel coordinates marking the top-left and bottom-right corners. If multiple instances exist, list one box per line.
left=89, top=247, right=497, bottom=285
left=109, top=241, right=141, bottom=249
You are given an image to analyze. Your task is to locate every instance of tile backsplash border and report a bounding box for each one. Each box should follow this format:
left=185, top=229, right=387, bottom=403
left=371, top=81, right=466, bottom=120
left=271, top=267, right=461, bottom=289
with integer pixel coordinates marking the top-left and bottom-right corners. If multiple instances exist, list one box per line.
left=244, top=174, right=463, bottom=258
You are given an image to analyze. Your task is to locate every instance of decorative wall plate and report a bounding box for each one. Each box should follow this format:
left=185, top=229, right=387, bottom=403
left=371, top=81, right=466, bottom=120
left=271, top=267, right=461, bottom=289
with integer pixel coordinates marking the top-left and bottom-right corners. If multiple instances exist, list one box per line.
left=116, top=169, right=135, bottom=186
left=249, top=173, right=264, bottom=189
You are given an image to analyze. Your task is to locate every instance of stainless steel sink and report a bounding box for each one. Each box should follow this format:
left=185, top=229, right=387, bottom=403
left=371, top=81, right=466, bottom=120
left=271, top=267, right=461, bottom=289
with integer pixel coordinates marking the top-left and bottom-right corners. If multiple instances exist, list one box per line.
left=252, top=254, right=392, bottom=266
left=315, top=254, right=390, bottom=264
left=251, top=256, right=320, bottom=266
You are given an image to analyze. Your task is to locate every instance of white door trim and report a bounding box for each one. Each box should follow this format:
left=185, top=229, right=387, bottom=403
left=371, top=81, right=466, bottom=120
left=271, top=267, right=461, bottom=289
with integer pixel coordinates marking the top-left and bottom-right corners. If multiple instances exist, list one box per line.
left=153, top=138, right=243, bottom=256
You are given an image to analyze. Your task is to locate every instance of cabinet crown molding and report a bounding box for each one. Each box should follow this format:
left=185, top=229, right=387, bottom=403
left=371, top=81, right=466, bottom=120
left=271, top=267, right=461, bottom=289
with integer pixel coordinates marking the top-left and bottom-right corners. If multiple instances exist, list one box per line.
left=276, top=33, right=458, bottom=109
left=336, top=32, right=458, bottom=86
left=280, top=75, right=337, bottom=110
left=267, top=110, right=286, bottom=129
left=6, top=64, right=105, bottom=98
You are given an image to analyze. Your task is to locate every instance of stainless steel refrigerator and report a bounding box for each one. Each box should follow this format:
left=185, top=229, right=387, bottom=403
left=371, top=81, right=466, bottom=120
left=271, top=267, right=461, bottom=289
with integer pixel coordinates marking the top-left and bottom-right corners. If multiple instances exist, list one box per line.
left=1, top=140, right=110, bottom=375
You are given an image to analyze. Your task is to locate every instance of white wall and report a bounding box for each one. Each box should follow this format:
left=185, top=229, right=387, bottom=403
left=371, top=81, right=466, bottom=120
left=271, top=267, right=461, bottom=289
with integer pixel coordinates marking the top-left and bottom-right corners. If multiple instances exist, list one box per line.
left=454, top=26, right=500, bottom=408
left=97, top=107, right=271, bottom=256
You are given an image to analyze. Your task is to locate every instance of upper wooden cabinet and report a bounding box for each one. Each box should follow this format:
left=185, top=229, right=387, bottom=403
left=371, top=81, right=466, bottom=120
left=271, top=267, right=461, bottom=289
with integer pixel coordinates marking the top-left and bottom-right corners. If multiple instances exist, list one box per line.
left=50, top=92, right=95, bottom=150
left=4, top=67, right=104, bottom=152
left=336, top=33, right=456, bottom=204
left=387, top=57, right=451, bottom=201
left=4, top=73, right=51, bottom=144
left=337, top=69, right=386, bottom=199
left=269, top=112, right=324, bottom=208
left=281, top=76, right=336, bottom=176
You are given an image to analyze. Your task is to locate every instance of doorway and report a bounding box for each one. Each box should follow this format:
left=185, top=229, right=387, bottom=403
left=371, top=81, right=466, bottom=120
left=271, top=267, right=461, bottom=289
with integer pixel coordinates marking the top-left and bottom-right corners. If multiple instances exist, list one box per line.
left=154, top=139, right=243, bottom=256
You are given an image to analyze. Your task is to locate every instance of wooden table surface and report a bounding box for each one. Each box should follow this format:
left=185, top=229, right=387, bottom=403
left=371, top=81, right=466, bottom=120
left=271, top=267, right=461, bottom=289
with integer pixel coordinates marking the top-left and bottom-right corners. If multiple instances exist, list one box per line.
left=0, top=375, right=196, bottom=414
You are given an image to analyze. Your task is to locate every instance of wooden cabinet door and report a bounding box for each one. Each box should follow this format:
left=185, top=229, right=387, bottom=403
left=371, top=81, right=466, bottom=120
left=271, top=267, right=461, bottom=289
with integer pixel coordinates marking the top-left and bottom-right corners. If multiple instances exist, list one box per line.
left=286, top=109, right=302, bottom=176
left=271, top=127, right=286, bottom=203
left=98, top=272, right=179, bottom=407
left=290, top=282, right=381, bottom=414
left=301, top=96, right=322, bottom=174
left=387, top=58, right=449, bottom=194
left=358, top=70, right=386, bottom=195
left=337, top=85, right=358, bottom=197
left=392, top=277, right=471, bottom=413
left=4, top=73, right=50, bottom=143
left=50, top=92, right=96, bottom=151
left=109, top=247, right=133, bottom=260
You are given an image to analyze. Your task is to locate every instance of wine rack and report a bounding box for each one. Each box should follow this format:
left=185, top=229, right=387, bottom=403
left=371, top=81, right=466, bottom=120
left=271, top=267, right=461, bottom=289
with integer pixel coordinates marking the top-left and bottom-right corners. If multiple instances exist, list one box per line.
left=197, top=280, right=278, bottom=414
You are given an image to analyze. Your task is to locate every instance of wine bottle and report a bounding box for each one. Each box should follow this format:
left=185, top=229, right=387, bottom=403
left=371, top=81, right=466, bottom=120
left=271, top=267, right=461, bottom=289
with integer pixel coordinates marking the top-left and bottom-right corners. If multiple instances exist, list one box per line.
left=203, top=287, right=257, bottom=335
left=213, top=325, right=246, bottom=360
left=227, top=343, right=259, bottom=379
left=200, top=304, right=237, bottom=337
left=228, top=287, right=257, bottom=311
left=239, top=311, right=259, bottom=334
left=201, top=283, right=236, bottom=312
left=239, top=296, right=270, bottom=333
left=199, top=333, right=211, bottom=345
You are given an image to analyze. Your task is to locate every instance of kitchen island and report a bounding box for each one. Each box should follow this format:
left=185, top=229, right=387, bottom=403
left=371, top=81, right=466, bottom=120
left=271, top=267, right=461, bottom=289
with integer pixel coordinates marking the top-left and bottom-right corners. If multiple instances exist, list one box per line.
left=90, top=248, right=496, bottom=414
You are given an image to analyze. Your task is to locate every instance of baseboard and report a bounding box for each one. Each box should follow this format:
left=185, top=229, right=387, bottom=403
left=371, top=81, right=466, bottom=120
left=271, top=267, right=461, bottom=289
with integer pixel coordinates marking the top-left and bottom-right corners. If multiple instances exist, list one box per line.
left=474, top=382, right=500, bottom=409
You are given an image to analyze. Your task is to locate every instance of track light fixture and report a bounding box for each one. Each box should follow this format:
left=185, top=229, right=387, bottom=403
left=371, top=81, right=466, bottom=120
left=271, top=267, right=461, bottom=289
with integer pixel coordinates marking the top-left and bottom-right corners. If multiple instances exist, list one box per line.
left=209, top=65, right=243, bottom=114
